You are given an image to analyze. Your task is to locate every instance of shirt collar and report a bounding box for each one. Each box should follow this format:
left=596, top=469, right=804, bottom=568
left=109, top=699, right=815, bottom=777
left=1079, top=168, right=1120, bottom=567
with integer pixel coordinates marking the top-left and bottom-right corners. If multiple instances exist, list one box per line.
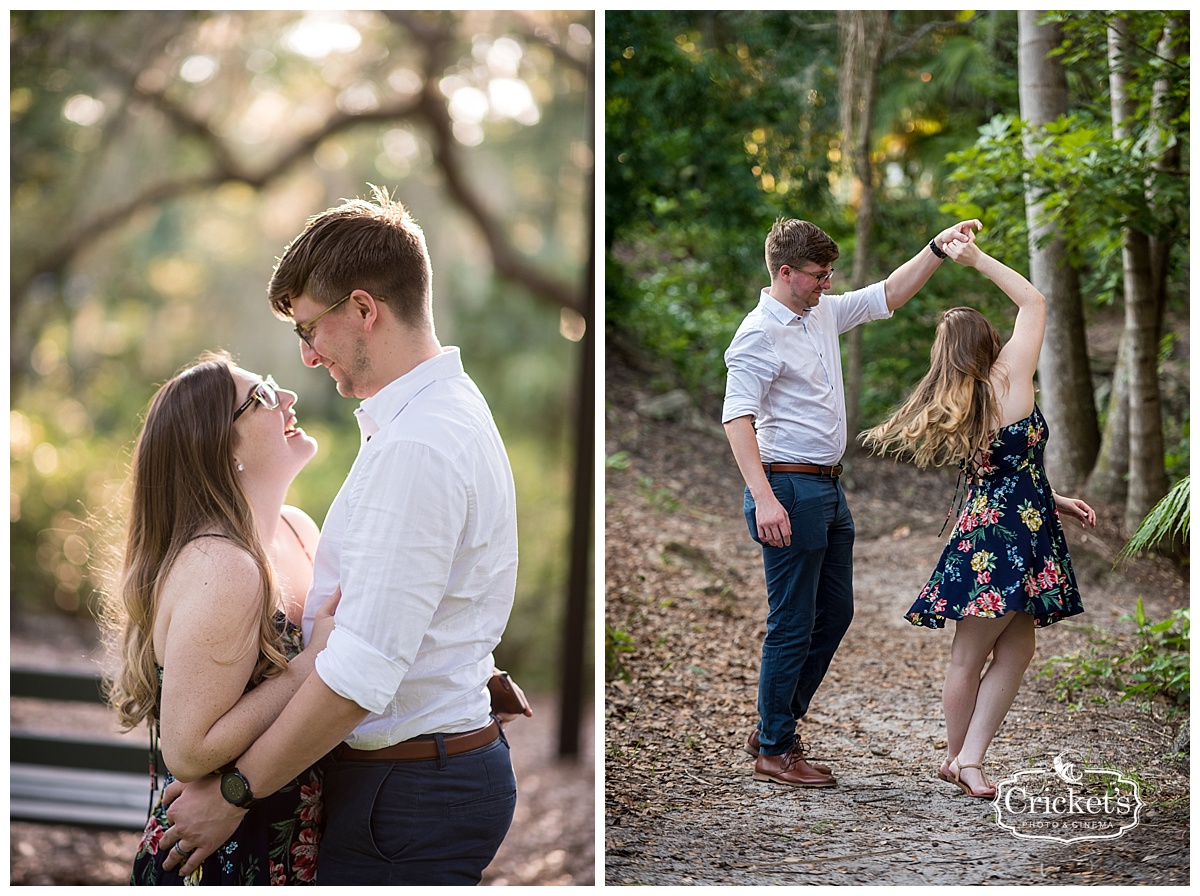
left=354, top=347, right=464, bottom=440
left=759, top=288, right=810, bottom=325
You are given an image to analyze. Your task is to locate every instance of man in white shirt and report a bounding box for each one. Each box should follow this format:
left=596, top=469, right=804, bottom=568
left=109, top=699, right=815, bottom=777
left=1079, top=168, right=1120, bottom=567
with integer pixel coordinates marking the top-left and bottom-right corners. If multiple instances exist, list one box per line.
left=724, top=216, right=980, bottom=788
left=160, top=188, right=520, bottom=883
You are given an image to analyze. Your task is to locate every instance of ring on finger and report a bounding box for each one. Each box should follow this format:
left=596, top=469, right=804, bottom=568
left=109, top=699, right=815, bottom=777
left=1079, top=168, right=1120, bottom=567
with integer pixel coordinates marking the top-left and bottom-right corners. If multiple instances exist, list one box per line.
left=173, top=842, right=192, bottom=859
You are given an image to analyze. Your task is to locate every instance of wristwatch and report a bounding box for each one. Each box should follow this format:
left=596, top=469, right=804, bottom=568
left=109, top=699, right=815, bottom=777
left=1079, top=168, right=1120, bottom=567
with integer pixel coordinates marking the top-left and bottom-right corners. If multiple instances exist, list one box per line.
left=928, top=238, right=947, bottom=259
left=219, top=766, right=257, bottom=809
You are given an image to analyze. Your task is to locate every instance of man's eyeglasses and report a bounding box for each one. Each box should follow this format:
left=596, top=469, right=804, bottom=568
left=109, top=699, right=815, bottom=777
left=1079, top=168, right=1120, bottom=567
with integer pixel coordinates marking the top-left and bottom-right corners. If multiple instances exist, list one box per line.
left=791, top=266, right=835, bottom=284
left=233, top=375, right=280, bottom=421
left=293, top=293, right=353, bottom=348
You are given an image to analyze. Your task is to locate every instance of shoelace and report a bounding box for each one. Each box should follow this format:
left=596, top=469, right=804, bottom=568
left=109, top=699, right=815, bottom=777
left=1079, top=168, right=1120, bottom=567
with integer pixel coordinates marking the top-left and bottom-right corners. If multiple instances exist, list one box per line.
left=779, top=736, right=809, bottom=769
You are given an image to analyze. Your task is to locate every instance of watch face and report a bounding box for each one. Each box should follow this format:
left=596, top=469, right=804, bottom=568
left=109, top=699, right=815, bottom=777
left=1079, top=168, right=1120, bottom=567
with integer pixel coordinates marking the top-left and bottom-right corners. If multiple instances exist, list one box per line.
left=221, top=771, right=250, bottom=805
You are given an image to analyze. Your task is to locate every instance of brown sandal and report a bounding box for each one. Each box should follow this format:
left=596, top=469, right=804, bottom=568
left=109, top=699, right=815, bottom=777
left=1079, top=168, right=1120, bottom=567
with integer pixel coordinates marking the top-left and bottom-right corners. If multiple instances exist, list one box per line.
left=950, top=761, right=996, bottom=799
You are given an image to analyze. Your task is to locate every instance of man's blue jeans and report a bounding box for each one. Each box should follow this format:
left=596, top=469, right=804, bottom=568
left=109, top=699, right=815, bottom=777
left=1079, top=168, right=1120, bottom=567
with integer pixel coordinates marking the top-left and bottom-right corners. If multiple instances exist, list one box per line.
left=317, top=735, right=517, bottom=884
left=744, top=473, right=855, bottom=756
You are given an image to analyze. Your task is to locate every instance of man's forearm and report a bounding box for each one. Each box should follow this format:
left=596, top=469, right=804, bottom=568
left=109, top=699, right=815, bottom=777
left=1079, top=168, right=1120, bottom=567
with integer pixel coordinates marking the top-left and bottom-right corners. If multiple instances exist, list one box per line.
left=237, top=671, right=369, bottom=797
left=724, top=416, right=771, bottom=500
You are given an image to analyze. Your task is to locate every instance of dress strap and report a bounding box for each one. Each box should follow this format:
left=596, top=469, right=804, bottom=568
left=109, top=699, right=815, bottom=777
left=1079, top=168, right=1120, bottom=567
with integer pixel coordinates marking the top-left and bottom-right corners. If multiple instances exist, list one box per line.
left=940, top=462, right=968, bottom=538
left=280, top=514, right=313, bottom=563
left=940, top=450, right=984, bottom=538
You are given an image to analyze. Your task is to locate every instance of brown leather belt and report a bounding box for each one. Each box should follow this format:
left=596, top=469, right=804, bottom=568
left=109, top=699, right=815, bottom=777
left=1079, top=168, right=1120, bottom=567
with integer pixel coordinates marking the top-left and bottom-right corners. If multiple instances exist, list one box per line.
left=333, top=721, right=499, bottom=762
left=763, top=462, right=842, bottom=477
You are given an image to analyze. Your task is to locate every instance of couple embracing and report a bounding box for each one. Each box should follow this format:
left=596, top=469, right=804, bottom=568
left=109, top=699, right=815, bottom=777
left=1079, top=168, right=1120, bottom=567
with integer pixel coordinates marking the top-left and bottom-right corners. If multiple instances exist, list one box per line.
left=106, top=187, right=529, bottom=886
left=723, top=217, right=1094, bottom=799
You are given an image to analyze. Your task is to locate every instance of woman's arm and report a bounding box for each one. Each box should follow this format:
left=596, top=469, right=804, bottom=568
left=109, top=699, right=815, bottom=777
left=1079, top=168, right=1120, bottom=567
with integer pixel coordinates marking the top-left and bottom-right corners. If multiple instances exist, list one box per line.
left=944, top=240, right=1045, bottom=399
left=157, top=543, right=334, bottom=782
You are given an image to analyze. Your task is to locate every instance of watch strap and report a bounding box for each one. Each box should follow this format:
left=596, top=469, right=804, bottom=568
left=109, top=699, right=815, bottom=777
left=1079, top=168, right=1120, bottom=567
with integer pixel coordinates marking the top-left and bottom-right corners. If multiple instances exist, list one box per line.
left=928, top=238, right=947, bottom=259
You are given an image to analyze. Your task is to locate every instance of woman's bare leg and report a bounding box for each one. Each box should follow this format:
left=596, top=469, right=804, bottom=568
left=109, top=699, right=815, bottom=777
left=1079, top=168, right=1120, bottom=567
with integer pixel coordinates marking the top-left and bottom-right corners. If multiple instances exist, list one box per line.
left=940, top=612, right=1017, bottom=790
left=951, top=611, right=1036, bottom=792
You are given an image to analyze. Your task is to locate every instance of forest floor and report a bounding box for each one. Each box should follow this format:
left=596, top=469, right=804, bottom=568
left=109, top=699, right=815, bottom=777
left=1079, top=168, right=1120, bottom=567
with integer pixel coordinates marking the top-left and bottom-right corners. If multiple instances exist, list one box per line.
left=9, top=613, right=595, bottom=887
left=603, top=346, right=1190, bottom=886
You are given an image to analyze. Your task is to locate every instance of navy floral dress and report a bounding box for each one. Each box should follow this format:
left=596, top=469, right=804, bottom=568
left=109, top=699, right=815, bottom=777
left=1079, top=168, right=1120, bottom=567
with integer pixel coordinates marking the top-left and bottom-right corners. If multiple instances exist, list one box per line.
left=906, top=405, right=1084, bottom=629
left=131, top=615, right=323, bottom=885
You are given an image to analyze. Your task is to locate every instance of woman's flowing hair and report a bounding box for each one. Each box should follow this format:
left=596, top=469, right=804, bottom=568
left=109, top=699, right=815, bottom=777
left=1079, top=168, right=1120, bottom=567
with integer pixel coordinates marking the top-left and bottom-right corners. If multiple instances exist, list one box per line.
left=100, top=352, right=288, bottom=730
left=860, top=307, right=1005, bottom=470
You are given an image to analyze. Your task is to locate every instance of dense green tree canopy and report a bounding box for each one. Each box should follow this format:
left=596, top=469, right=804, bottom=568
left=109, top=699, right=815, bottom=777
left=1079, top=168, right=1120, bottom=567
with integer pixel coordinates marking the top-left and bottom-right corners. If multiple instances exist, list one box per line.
left=605, top=11, right=1188, bottom=496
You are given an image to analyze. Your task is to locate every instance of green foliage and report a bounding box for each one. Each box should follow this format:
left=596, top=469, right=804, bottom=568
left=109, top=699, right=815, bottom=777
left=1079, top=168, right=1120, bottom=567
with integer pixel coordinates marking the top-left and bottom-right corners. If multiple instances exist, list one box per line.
left=942, top=111, right=1183, bottom=274
left=605, top=451, right=631, bottom=471
left=1041, top=598, right=1190, bottom=713
left=1119, top=476, right=1190, bottom=562
left=605, top=624, right=636, bottom=682
left=606, top=12, right=1027, bottom=405
left=606, top=11, right=843, bottom=397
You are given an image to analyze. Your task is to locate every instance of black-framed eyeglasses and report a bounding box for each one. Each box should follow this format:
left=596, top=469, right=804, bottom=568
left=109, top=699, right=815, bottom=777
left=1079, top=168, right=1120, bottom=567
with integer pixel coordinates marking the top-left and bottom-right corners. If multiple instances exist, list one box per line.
left=233, top=375, right=280, bottom=421
left=293, top=293, right=353, bottom=348
left=791, top=266, right=835, bottom=284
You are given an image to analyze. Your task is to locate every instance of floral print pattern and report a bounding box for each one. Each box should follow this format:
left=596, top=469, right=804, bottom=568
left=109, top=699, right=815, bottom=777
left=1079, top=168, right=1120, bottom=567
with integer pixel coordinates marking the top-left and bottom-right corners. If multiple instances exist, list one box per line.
left=131, top=614, right=324, bottom=885
left=906, top=405, right=1084, bottom=629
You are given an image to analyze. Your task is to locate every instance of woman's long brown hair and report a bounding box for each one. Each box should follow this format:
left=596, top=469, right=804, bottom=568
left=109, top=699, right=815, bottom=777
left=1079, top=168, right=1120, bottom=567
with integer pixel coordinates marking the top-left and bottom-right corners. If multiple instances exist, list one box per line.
left=102, top=351, right=288, bottom=730
left=860, top=307, right=1005, bottom=470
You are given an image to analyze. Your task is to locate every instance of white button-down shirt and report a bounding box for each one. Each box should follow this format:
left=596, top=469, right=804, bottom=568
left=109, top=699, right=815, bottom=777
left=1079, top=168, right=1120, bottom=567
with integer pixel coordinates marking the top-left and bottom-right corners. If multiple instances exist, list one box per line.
left=722, top=283, right=891, bottom=465
left=302, top=347, right=518, bottom=749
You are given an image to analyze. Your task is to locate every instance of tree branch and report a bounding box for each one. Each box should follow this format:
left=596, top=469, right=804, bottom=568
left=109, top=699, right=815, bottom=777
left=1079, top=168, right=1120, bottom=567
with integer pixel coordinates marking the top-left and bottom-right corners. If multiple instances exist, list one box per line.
left=16, top=18, right=584, bottom=319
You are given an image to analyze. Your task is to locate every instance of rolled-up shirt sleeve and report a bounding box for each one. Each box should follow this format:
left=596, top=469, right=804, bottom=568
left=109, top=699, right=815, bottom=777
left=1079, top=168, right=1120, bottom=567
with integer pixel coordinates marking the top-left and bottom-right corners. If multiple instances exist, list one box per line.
left=314, top=440, right=466, bottom=715
left=833, top=281, right=891, bottom=333
left=722, top=326, right=779, bottom=424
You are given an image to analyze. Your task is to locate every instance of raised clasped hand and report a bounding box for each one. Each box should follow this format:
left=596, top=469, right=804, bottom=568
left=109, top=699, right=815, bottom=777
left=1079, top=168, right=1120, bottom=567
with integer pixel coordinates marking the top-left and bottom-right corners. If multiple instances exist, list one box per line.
left=943, top=236, right=983, bottom=267
left=937, top=219, right=983, bottom=249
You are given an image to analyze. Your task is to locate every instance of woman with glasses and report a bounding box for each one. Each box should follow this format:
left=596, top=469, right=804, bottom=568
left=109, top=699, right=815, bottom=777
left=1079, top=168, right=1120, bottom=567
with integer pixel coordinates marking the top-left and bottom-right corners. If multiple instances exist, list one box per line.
left=103, top=350, right=335, bottom=884
left=861, top=239, right=1094, bottom=799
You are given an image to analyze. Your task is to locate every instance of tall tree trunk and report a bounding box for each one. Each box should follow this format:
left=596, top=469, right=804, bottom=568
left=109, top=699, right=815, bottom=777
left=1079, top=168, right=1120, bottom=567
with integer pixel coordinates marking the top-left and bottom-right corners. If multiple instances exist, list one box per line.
left=1122, top=17, right=1182, bottom=533
left=1089, top=17, right=1138, bottom=504
left=838, top=11, right=889, bottom=452
left=1121, top=226, right=1168, bottom=534
left=1089, top=329, right=1131, bottom=501
left=1017, top=11, right=1100, bottom=492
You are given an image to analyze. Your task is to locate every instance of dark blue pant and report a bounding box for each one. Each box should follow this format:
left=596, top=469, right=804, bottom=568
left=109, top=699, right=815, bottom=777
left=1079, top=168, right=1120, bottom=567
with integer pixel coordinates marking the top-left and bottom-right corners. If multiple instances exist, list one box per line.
left=317, top=735, right=516, bottom=885
left=744, top=473, right=855, bottom=756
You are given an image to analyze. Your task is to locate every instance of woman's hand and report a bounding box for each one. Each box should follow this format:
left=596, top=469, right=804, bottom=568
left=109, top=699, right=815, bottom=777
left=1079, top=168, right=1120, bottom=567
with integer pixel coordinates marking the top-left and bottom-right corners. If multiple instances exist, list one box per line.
left=1054, top=493, right=1097, bottom=529
left=935, top=219, right=982, bottom=252
left=308, top=589, right=340, bottom=653
left=943, top=237, right=984, bottom=268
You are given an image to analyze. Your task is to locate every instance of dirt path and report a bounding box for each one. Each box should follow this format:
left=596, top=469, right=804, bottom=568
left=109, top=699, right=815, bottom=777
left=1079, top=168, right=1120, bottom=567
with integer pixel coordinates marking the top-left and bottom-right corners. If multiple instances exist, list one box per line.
left=603, top=356, right=1189, bottom=886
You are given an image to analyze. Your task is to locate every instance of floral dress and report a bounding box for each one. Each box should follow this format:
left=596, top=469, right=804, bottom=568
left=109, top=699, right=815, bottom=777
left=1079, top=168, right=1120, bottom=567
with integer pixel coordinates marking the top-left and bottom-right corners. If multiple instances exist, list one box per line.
left=906, top=405, right=1084, bottom=629
left=131, top=614, right=323, bottom=885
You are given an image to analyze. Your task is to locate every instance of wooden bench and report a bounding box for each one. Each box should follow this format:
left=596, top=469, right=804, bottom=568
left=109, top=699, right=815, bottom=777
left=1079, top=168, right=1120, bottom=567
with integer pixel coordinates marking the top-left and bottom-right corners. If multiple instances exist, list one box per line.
left=10, top=667, right=156, bottom=831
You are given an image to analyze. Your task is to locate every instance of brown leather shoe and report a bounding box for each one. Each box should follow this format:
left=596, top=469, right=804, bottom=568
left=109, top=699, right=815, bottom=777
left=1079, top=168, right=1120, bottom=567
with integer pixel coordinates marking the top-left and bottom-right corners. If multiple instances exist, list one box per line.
left=745, top=729, right=832, bottom=776
left=753, top=741, right=837, bottom=788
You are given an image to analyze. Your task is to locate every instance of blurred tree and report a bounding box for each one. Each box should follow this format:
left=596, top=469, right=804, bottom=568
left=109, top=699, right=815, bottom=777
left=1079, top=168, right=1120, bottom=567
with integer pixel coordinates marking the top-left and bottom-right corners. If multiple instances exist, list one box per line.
left=10, top=11, right=594, bottom=726
left=1095, top=13, right=1186, bottom=534
left=837, top=11, right=890, bottom=446
left=1018, top=10, right=1099, bottom=492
